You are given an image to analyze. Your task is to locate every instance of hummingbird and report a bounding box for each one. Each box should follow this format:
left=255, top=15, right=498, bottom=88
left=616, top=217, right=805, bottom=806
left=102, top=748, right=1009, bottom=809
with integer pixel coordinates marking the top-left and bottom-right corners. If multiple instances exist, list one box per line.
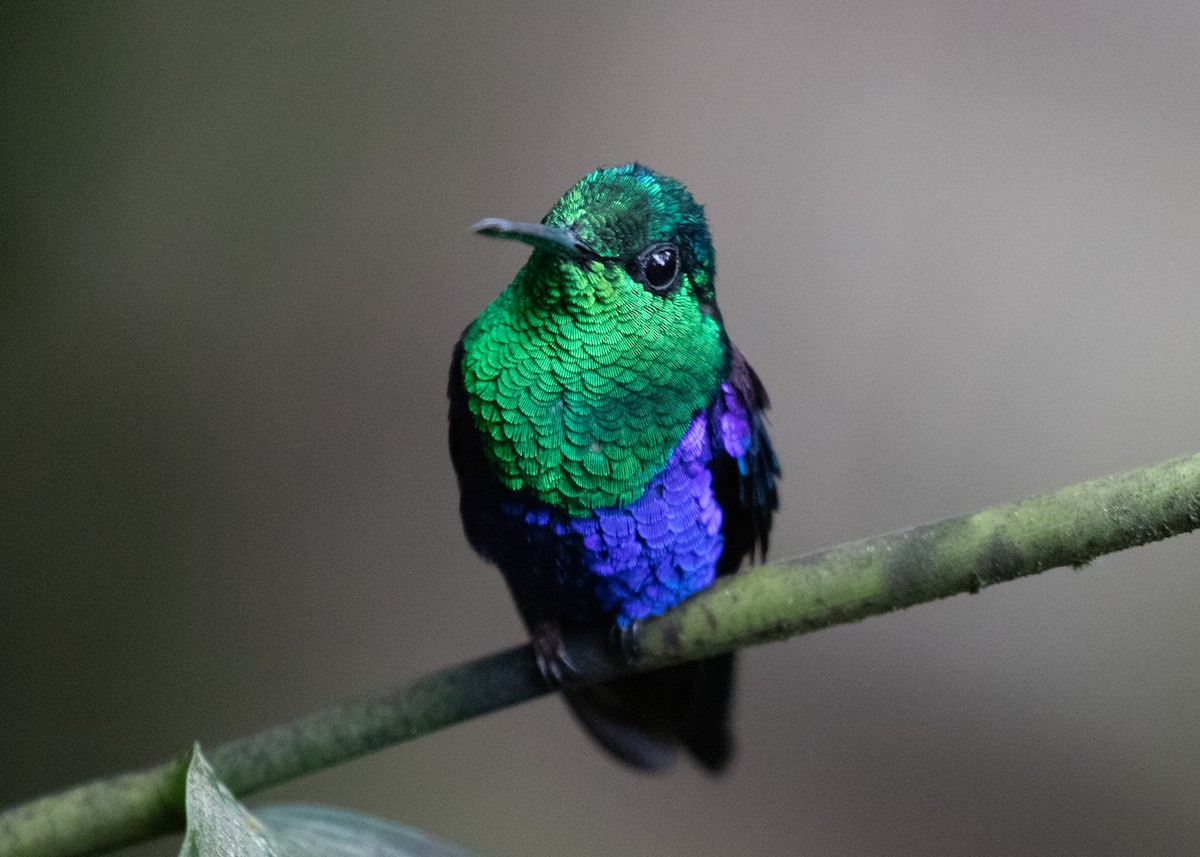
left=448, top=164, right=779, bottom=772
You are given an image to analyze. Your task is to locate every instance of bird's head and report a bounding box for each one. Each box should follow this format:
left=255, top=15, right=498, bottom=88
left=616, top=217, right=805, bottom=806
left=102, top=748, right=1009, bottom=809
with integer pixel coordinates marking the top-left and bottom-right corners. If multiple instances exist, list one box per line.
left=474, top=164, right=718, bottom=316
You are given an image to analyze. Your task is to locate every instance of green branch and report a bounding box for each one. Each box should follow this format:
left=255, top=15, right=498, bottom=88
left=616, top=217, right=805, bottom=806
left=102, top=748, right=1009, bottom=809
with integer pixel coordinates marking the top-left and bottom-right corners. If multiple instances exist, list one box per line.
left=3, top=452, right=1199, bottom=857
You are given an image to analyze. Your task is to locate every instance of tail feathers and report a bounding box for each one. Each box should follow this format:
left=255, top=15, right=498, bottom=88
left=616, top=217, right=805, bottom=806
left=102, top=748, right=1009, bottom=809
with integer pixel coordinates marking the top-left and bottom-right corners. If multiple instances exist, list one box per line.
left=682, top=652, right=736, bottom=771
left=564, top=654, right=735, bottom=774
left=565, top=688, right=679, bottom=771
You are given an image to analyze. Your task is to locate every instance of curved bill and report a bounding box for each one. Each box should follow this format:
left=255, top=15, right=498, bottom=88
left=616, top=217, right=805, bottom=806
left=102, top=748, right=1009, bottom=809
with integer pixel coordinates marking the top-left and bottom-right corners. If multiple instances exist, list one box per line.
left=472, top=218, right=592, bottom=258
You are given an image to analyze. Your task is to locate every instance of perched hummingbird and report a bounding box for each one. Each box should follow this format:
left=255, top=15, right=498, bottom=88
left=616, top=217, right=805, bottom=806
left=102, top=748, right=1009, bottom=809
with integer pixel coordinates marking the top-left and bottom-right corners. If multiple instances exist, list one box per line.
left=449, top=164, right=779, bottom=772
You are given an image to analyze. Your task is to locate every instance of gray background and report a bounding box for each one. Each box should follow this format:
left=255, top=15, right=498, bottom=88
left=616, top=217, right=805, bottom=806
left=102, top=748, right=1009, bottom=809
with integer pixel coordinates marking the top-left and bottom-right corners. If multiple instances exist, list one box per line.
left=4, top=3, right=1200, bottom=855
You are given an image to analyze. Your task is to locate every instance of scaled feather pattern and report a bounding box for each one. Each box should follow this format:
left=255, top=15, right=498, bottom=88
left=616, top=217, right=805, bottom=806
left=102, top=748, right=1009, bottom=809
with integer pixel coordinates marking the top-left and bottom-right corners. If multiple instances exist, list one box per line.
left=449, top=164, right=779, bottom=770
left=483, top=383, right=754, bottom=626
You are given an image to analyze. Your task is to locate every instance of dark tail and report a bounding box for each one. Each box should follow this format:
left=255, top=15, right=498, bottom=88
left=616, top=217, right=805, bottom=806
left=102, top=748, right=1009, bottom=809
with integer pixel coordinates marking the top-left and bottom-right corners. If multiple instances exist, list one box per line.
left=564, top=653, right=736, bottom=773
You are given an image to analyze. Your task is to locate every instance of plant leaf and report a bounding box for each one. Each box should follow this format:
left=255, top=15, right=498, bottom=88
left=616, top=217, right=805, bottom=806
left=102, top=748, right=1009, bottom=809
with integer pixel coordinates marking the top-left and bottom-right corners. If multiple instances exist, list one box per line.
left=178, top=744, right=485, bottom=857
left=179, top=744, right=281, bottom=857
left=259, top=805, right=486, bottom=857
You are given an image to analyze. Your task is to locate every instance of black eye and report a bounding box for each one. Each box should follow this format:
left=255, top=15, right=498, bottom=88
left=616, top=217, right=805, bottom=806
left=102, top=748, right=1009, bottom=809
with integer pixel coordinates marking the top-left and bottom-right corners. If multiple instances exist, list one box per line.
left=631, top=243, right=681, bottom=293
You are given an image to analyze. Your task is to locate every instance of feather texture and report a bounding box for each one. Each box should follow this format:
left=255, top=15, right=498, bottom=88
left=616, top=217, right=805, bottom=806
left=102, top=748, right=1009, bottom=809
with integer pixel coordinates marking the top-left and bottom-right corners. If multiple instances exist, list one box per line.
left=449, top=165, right=779, bottom=771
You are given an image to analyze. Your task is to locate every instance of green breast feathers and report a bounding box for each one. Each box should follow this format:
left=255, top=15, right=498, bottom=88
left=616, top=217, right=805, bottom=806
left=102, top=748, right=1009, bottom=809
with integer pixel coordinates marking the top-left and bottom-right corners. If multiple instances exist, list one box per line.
left=460, top=254, right=726, bottom=516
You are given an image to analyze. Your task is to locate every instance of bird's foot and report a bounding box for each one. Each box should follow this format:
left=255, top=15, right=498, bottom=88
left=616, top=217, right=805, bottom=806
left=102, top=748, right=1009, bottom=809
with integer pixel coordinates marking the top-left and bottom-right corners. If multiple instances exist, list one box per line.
left=531, top=621, right=580, bottom=688
left=612, top=619, right=642, bottom=666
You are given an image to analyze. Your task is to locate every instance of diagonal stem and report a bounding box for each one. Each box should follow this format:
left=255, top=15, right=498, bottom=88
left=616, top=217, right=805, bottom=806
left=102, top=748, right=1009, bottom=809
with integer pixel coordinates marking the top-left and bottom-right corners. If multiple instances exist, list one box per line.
left=3, top=452, right=1199, bottom=857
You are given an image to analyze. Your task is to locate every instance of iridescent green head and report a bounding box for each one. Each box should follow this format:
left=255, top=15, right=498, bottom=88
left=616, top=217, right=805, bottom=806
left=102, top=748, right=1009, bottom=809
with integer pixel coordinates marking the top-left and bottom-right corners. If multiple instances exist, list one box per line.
left=463, top=165, right=729, bottom=515
left=474, top=164, right=718, bottom=315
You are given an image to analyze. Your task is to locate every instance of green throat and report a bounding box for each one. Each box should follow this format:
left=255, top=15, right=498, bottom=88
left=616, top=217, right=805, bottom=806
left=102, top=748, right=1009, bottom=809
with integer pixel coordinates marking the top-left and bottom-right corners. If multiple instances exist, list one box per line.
left=461, top=251, right=726, bottom=516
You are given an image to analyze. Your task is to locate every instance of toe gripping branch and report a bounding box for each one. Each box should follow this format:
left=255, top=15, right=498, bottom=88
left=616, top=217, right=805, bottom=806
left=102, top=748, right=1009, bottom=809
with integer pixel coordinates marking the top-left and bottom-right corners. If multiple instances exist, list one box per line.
left=532, top=621, right=642, bottom=689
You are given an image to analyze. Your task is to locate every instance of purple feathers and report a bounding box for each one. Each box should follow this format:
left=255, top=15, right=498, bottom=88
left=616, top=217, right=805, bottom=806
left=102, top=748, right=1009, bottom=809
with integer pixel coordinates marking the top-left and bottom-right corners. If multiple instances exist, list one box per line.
left=449, top=166, right=780, bottom=770
left=493, top=382, right=751, bottom=627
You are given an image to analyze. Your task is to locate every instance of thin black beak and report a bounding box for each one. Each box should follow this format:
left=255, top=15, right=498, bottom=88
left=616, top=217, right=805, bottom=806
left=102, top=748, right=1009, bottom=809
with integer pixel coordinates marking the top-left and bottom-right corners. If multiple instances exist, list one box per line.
left=472, top=218, right=594, bottom=258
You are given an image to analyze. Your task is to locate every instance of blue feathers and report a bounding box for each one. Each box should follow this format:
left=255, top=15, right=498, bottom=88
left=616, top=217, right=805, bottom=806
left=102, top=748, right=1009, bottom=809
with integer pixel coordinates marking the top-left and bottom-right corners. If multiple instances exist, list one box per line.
left=448, top=167, right=779, bottom=771
left=455, top=374, right=777, bottom=629
left=494, top=409, right=724, bottom=626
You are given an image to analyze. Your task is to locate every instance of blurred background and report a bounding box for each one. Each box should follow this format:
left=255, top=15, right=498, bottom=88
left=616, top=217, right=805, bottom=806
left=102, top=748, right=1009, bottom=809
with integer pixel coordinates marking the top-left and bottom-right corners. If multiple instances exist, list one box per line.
left=4, top=3, right=1200, bottom=855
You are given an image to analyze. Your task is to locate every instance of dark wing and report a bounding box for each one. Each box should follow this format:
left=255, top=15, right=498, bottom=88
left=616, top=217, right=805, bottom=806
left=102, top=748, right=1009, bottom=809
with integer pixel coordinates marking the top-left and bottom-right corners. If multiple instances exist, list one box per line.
left=711, top=344, right=780, bottom=577
left=448, top=336, right=492, bottom=557
left=644, top=344, right=778, bottom=772
left=447, top=337, right=472, bottom=482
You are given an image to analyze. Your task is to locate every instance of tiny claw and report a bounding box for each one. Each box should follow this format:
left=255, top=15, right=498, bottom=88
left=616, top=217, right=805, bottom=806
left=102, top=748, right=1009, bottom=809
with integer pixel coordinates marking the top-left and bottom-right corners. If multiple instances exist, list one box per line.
left=532, top=621, right=580, bottom=688
left=612, top=619, right=642, bottom=666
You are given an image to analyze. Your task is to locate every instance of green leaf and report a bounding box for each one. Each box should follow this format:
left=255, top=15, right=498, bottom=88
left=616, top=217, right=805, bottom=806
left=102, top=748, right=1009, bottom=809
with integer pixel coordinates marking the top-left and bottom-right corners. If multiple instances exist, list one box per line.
left=259, top=805, right=486, bottom=857
left=178, top=744, right=485, bottom=857
left=179, top=744, right=282, bottom=857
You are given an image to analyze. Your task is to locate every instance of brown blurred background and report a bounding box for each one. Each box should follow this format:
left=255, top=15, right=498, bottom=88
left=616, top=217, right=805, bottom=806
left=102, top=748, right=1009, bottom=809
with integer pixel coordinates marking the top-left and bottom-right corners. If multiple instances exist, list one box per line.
left=4, top=3, right=1200, bottom=855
